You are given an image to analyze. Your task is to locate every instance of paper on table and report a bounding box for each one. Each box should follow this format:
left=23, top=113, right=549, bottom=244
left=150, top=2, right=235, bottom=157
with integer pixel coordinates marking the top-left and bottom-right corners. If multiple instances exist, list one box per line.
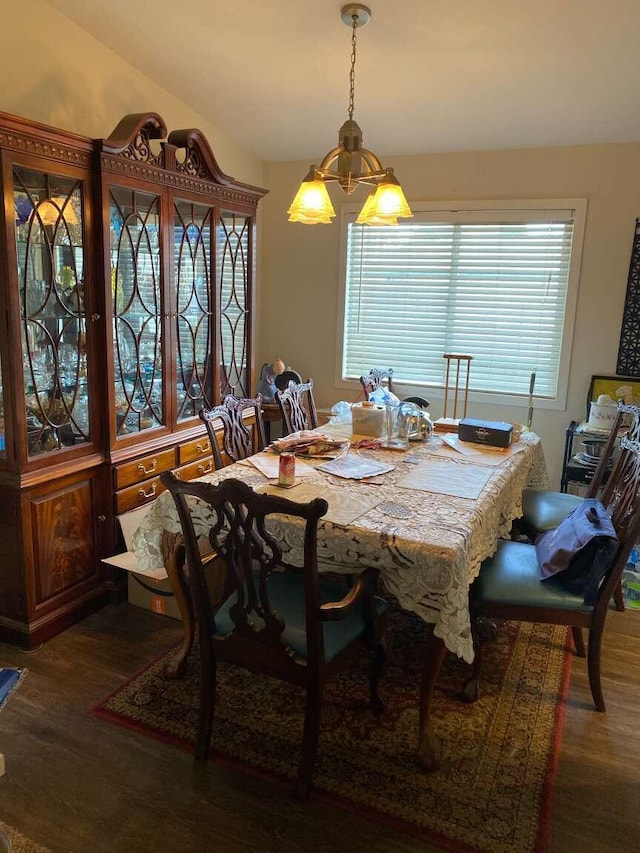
left=247, top=452, right=316, bottom=479
left=397, top=459, right=493, bottom=499
left=441, top=434, right=483, bottom=455
left=256, top=481, right=382, bottom=526
left=428, top=434, right=527, bottom=467
left=316, top=454, right=395, bottom=480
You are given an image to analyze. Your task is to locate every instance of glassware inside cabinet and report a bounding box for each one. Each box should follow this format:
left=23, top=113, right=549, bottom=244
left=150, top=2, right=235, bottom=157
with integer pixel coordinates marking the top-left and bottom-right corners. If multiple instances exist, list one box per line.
left=110, top=187, right=164, bottom=436
left=174, top=199, right=214, bottom=420
left=218, top=212, right=251, bottom=398
left=13, top=166, right=91, bottom=456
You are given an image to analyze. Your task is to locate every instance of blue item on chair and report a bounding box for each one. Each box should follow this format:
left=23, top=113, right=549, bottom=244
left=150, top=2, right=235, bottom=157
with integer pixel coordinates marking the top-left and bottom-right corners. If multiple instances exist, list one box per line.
left=535, top=499, right=618, bottom=605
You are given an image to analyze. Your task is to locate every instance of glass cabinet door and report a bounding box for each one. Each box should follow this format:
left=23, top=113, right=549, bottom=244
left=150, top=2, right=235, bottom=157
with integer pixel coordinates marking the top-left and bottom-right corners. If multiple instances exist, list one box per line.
left=109, top=186, right=164, bottom=436
left=218, top=212, right=251, bottom=399
left=13, top=166, right=90, bottom=457
left=174, top=198, right=214, bottom=420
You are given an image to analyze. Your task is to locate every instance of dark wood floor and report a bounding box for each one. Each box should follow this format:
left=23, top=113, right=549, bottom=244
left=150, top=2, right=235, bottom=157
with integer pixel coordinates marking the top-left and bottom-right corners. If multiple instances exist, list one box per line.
left=1, top=602, right=639, bottom=853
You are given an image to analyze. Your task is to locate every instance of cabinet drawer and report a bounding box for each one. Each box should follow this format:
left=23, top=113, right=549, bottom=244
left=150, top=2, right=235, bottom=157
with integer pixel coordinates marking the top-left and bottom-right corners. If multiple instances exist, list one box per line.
left=115, top=448, right=176, bottom=489
left=116, top=476, right=166, bottom=514
left=174, top=457, right=216, bottom=481
left=178, top=434, right=215, bottom=464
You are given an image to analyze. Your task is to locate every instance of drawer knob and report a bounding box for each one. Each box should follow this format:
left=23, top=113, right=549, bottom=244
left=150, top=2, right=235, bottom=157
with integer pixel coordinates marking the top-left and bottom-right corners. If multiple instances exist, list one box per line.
left=197, top=461, right=213, bottom=475
left=137, top=459, right=158, bottom=475
left=196, top=441, right=211, bottom=453
left=138, top=483, right=157, bottom=500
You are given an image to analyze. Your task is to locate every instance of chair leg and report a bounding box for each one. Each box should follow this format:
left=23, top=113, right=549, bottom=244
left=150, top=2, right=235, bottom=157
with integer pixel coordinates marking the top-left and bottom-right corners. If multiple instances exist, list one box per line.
left=587, top=627, right=606, bottom=712
left=363, top=598, right=386, bottom=714
left=613, top=580, right=626, bottom=612
left=572, top=626, right=586, bottom=658
left=461, top=617, right=499, bottom=703
left=195, top=656, right=217, bottom=760
left=295, top=683, right=323, bottom=800
left=462, top=635, right=482, bottom=703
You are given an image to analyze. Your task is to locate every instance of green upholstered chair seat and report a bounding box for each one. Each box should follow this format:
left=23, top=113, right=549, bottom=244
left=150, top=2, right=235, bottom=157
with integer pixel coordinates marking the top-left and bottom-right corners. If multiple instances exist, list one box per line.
left=214, top=571, right=390, bottom=662
left=474, top=540, right=592, bottom=612
left=521, top=489, right=583, bottom=534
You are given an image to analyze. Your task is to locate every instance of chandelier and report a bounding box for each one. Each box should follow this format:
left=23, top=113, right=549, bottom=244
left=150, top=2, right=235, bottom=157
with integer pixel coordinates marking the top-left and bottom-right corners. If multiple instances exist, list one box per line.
left=287, top=4, right=413, bottom=226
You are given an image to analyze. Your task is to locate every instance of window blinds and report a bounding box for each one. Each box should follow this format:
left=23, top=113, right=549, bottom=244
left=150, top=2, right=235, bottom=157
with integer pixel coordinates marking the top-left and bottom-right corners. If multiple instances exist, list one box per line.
left=342, top=208, right=576, bottom=398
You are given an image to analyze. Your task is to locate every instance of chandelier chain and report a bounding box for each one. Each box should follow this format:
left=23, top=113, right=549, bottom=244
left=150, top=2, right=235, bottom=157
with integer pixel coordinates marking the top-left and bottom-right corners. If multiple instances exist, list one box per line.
left=348, top=14, right=358, bottom=122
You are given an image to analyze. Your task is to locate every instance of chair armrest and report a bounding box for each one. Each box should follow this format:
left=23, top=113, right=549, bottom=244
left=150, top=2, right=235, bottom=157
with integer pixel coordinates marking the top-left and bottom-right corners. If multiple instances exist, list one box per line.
left=319, top=567, right=379, bottom=621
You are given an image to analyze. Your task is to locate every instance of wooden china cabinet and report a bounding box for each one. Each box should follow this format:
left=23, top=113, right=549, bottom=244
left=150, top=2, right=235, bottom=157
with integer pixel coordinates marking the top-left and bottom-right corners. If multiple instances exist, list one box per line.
left=0, top=111, right=266, bottom=648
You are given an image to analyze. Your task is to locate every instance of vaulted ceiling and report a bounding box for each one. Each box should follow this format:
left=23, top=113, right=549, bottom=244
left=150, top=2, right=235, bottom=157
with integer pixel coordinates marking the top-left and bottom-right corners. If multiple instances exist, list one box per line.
left=45, top=0, right=640, bottom=162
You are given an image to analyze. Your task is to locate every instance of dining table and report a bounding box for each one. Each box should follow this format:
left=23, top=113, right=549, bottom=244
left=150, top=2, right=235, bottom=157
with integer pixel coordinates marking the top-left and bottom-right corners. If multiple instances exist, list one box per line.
left=130, top=421, right=549, bottom=770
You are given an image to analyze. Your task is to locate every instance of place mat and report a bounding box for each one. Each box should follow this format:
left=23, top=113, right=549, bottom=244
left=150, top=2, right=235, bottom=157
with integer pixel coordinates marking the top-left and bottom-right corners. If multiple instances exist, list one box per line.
left=256, top=480, right=382, bottom=526
left=397, top=458, right=494, bottom=499
left=316, top=454, right=395, bottom=480
left=247, top=452, right=316, bottom=479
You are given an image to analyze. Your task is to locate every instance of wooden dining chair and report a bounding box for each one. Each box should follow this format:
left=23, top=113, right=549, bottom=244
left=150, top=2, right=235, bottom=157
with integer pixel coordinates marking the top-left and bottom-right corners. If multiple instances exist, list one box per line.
left=199, top=394, right=266, bottom=470
left=517, top=404, right=640, bottom=611
left=464, top=432, right=640, bottom=711
left=159, top=472, right=388, bottom=800
left=359, top=367, right=394, bottom=399
left=275, top=379, right=318, bottom=435
left=518, top=406, right=637, bottom=541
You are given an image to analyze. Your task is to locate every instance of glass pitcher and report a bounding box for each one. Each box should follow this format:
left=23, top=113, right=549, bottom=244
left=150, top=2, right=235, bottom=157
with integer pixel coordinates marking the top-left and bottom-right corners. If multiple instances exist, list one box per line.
left=385, top=401, right=408, bottom=449
left=398, top=402, right=433, bottom=442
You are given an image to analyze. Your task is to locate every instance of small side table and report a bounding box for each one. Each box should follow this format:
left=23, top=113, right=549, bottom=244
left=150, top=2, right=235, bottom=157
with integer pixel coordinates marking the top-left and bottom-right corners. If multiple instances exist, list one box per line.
left=261, top=403, right=282, bottom=443
left=560, top=420, right=615, bottom=493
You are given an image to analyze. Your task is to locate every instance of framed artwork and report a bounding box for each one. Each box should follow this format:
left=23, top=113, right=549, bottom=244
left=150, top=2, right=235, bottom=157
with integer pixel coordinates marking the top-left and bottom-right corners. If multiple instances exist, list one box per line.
left=587, top=374, right=640, bottom=415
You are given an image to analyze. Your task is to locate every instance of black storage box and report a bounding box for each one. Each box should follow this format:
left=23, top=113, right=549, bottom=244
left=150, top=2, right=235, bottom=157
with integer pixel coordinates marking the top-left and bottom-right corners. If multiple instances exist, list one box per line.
left=458, top=418, right=514, bottom=448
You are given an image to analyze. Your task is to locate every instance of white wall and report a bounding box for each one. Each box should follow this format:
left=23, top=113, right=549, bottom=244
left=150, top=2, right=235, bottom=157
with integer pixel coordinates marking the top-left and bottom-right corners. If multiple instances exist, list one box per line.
left=261, top=144, right=640, bottom=486
left=5, top=1, right=639, bottom=488
left=3, top=1, right=265, bottom=187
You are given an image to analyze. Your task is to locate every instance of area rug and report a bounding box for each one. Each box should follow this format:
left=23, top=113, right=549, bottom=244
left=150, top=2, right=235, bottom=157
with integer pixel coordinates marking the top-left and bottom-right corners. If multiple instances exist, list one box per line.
left=0, top=668, right=25, bottom=712
left=91, top=613, right=572, bottom=853
left=0, top=820, right=51, bottom=853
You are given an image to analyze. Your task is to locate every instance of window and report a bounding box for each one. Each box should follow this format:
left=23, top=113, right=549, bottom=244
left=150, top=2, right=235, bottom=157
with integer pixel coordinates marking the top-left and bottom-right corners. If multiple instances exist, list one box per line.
left=339, top=200, right=586, bottom=404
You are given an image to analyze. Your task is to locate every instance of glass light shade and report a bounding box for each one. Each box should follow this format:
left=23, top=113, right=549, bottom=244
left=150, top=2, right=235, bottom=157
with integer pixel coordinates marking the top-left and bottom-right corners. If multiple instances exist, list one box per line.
left=287, top=178, right=336, bottom=224
left=37, top=197, right=79, bottom=226
left=357, top=180, right=413, bottom=225
left=356, top=190, right=398, bottom=225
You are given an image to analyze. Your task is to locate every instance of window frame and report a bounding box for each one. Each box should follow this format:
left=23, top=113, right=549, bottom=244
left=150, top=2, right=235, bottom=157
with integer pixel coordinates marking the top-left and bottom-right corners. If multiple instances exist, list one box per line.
left=335, top=197, right=587, bottom=411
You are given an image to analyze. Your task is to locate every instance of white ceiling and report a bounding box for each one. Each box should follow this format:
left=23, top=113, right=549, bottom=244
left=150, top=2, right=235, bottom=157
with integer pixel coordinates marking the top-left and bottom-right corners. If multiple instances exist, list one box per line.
left=46, top=0, right=640, bottom=163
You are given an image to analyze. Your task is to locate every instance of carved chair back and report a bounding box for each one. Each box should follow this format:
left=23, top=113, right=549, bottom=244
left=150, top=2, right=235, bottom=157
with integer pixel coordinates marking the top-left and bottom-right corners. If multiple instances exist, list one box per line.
left=199, top=395, right=266, bottom=469
left=359, top=367, right=394, bottom=398
left=275, top=379, right=318, bottom=435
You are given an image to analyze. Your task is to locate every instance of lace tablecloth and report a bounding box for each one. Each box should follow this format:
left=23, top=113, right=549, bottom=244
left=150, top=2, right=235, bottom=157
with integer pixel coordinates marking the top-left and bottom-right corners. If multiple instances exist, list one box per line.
left=132, top=432, right=548, bottom=663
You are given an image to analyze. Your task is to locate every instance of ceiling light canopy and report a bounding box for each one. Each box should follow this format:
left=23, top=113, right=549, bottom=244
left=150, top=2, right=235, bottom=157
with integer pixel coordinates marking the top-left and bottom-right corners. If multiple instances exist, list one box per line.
left=287, top=4, right=412, bottom=226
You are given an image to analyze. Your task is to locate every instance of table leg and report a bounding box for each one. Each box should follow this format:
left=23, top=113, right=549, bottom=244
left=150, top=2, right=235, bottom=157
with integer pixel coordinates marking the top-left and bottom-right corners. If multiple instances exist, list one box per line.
left=160, top=531, right=194, bottom=680
left=417, top=629, right=446, bottom=771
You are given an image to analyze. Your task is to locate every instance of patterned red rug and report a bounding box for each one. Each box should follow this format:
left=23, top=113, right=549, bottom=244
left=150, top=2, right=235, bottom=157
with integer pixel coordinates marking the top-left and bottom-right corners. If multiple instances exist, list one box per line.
left=91, top=612, right=571, bottom=853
